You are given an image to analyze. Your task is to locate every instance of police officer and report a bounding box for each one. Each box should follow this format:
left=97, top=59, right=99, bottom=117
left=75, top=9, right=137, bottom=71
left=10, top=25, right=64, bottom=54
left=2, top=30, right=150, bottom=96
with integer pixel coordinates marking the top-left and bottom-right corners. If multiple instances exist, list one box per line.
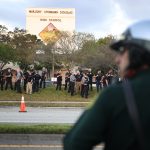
left=64, top=71, right=71, bottom=90
left=16, top=69, right=23, bottom=93
left=81, top=73, right=89, bottom=98
left=95, top=71, right=102, bottom=92
left=0, top=69, right=4, bottom=90
left=100, top=74, right=108, bottom=89
left=5, top=69, right=13, bottom=90
left=106, top=69, right=114, bottom=85
left=34, top=71, right=41, bottom=92
left=26, top=71, right=33, bottom=94
left=69, top=73, right=76, bottom=96
left=64, top=73, right=68, bottom=91
left=63, top=20, right=150, bottom=150
left=40, top=70, right=46, bottom=89
left=56, top=72, right=62, bottom=91
left=75, top=71, right=82, bottom=94
left=23, top=71, right=29, bottom=91
left=87, top=71, right=93, bottom=91
left=31, top=70, right=36, bottom=93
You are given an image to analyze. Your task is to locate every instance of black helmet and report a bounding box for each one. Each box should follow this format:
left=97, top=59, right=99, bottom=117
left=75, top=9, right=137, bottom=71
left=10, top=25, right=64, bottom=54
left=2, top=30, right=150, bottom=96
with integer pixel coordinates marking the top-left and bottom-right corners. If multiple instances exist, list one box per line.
left=110, top=20, right=150, bottom=52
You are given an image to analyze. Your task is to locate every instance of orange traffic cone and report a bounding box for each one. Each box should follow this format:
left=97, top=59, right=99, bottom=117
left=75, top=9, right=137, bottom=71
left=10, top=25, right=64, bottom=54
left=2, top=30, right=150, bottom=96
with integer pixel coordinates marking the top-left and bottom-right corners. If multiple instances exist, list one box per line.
left=19, top=95, right=27, bottom=112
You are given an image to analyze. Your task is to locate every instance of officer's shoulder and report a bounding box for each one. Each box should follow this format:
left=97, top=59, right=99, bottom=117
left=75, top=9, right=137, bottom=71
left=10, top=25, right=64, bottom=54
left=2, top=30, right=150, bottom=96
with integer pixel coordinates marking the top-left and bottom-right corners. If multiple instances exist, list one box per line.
left=96, top=83, right=124, bottom=107
left=102, top=83, right=123, bottom=95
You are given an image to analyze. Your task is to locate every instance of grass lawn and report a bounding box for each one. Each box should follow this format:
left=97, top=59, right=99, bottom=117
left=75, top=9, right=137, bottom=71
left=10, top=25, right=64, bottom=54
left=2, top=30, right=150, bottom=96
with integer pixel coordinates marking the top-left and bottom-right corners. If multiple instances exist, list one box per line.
left=0, top=124, right=72, bottom=134
left=0, top=86, right=99, bottom=102
left=0, top=86, right=100, bottom=107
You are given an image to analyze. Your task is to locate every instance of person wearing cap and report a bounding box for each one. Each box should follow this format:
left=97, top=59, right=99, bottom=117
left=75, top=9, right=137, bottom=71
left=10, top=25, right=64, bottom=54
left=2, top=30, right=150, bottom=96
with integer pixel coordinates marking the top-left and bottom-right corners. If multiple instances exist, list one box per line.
left=63, top=20, right=150, bottom=150
left=0, top=68, right=4, bottom=91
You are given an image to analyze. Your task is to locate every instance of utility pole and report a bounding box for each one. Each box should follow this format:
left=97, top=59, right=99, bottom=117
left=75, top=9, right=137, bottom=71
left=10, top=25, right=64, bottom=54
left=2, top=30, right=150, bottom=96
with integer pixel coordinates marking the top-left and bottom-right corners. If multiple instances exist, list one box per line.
left=52, top=48, right=55, bottom=77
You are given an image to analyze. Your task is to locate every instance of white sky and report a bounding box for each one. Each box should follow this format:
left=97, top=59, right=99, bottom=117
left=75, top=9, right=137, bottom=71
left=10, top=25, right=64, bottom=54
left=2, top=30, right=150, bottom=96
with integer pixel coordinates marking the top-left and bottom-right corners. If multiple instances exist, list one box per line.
left=0, top=0, right=150, bottom=38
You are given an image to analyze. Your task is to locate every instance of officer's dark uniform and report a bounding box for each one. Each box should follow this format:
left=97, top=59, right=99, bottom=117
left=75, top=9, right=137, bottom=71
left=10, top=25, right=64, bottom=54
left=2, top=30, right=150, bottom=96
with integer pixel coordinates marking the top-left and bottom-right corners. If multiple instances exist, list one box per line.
left=5, top=71, right=13, bottom=90
left=56, top=73, right=62, bottom=91
left=64, top=20, right=150, bottom=150
left=0, top=70, right=4, bottom=90
left=75, top=73, right=82, bottom=93
left=87, top=72, right=93, bottom=91
left=64, top=72, right=71, bottom=90
left=81, top=76, right=89, bottom=98
left=67, top=74, right=72, bottom=93
left=31, top=71, right=36, bottom=93
left=70, top=74, right=76, bottom=96
left=64, top=69, right=150, bottom=150
left=96, top=74, right=102, bottom=92
left=111, top=75, right=121, bottom=85
left=16, top=71, right=23, bottom=93
left=34, top=73, right=41, bottom=92
left=23, top=71, right=29, bottom=91
left=107, top=73, right=114, bottom=85
left=40, top=71, right=46, bottom=88
left=101, top=75, right=108, bottom=89
left=64, top=75, right=69, bottom=90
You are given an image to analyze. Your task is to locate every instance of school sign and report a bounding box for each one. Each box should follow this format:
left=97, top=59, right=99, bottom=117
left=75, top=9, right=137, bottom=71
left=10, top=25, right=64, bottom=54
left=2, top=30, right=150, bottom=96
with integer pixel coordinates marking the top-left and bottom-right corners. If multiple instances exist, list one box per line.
left=26, top=8, right=75, bottom=43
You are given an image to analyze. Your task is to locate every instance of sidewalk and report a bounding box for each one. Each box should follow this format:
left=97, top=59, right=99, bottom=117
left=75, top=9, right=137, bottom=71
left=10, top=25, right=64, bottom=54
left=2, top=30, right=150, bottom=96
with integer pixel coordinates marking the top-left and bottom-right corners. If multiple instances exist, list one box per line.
left=0, top=100, right=90, bottom=107
left=0, top=100, right=89, bottom=104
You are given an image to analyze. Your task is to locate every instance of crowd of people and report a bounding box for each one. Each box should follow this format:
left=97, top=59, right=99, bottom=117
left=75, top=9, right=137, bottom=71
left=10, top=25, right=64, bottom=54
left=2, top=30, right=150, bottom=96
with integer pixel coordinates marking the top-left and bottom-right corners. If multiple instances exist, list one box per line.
left=0, top=68, right=47, bottom=94
left=0, top=67, right=120, bottom=97
left=55, top=69, right=120, bottom=99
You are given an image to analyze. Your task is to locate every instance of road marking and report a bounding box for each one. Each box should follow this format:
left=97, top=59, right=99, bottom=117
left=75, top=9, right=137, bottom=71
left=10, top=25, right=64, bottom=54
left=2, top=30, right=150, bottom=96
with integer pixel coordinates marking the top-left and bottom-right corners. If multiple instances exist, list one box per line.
left=0, top=144, right=104, bottom=148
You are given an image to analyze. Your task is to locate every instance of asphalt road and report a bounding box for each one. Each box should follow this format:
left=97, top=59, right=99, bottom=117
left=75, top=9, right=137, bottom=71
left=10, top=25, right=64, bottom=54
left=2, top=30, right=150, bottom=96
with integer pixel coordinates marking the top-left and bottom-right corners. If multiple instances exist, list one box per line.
left=0, top=107, right=104, bottom=149
left=0, top=134, right=104, bottom=150
left=0, top=107, right=84, bottom=124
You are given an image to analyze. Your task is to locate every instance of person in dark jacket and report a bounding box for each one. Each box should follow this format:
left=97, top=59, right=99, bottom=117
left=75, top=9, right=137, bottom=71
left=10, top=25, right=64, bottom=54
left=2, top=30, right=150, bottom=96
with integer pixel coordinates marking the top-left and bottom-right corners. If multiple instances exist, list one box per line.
left=23, top=71, right=29, bottom=91
left=40, top=70, right=46, bottom=89
left=75, top=71, right=82, bottom=94
left=100, top=75, right=108, bottom=89
left=0, top=69, right=4, bottom=90
left=81, top=73, right=89, bottom=98
left=56, top=72, right=62, bottom=91
left=16, top=69, right=23, bottom=93
left=64, top=71, right=71, bottom=90
left=106, top=69, right=114, bottom=85
left=26, top=71, right=33, bottom=94
left=34, top=71, right=41, bottom=92
left=31, top=70, right=36, bottom=93
left=70, top=73, right=76, bottom=96
left=95, top=71, right=102, bottom=92
left=87, top=71, right=93, bottom=91
left=63, top=20, right=150, bottom=150
left=5, top=69, right=13, bottom=90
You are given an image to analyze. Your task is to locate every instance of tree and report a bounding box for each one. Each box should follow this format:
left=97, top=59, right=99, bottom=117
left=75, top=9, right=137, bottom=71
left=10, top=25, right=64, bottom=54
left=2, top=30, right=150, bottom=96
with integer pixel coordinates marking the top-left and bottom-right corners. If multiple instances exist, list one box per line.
left=0, top=25, right=11, bottom=43
left=0, top=43, right=16, bottom=69
left=55, top=31, right=95, bottom=68
left=0, top=25, right=17, bottom=69
left=10, top=28, right=42, bottom=70
left=75, top=35, right=117, bottom=73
